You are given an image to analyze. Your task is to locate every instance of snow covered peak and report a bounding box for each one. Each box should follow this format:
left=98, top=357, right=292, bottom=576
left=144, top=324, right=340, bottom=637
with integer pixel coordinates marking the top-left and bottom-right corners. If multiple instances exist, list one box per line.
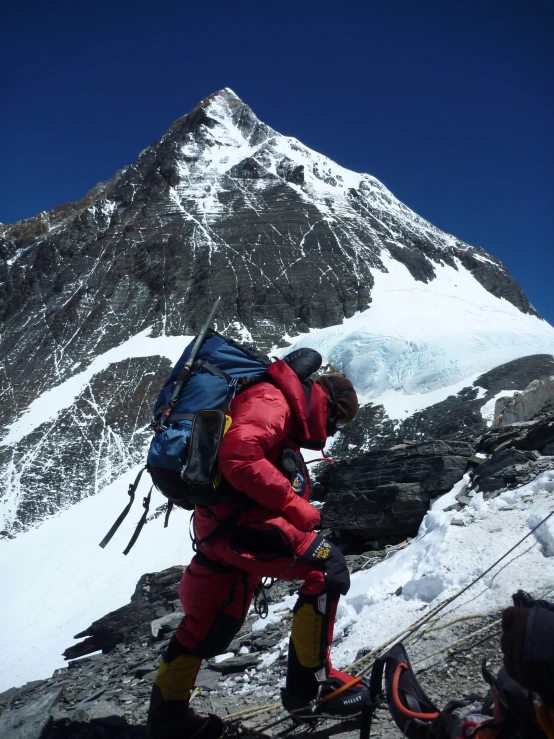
left=163, top=90, right=475, bottom=257
left=199, top=87, right=247, bottom=111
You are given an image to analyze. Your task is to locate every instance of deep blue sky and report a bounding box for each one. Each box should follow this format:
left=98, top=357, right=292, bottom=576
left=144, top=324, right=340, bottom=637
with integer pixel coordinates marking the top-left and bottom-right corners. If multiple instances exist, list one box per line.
left=2, top=0, right=553, bottom=324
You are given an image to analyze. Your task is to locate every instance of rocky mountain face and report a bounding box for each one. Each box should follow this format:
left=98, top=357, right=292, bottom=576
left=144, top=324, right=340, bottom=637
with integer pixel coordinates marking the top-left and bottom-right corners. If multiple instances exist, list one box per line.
left=0, top=88, right=547, bottom=537
left=318, top=439, right=472, bottom=550
left=317, top=404, right=554, bottom=551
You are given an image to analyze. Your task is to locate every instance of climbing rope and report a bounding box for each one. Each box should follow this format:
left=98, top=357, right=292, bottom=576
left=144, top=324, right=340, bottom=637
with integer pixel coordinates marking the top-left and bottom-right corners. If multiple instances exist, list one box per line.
left=350, top=506, right=554, bottom=675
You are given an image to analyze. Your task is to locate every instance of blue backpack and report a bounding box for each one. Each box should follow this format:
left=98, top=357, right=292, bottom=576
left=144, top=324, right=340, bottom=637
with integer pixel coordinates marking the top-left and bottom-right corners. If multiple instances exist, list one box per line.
left=100, top=330, right=269, bottom=554
left=147, top=330, right=270, bottom=504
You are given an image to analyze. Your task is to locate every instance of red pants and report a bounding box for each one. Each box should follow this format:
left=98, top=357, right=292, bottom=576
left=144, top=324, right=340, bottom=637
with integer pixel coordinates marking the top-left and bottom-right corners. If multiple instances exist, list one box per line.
left=172, top=512, right=351, bottom=701
left=173, top=521, right=350, bottom=695
left=175, top=528, right=337, bottom=653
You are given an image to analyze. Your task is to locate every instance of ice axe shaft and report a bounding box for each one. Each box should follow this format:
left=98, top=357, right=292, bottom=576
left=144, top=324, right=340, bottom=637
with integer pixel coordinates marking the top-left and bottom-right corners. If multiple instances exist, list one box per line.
left=184, top=296, right=221, bottom=372
left=168, top=297, right=221, bottom=405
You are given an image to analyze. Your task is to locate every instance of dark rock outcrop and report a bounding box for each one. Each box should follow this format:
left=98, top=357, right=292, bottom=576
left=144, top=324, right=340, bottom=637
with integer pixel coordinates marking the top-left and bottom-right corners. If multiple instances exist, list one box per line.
left=63, top=566, right=184, bottom=660
left=318, top=440, right=473, bottom=550
left=467, top=410, right=554, bottom=499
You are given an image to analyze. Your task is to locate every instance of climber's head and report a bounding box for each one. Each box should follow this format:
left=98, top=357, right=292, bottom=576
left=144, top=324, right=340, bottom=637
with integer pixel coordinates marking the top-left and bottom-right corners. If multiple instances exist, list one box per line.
left=316, top=375, right=358, bottom=436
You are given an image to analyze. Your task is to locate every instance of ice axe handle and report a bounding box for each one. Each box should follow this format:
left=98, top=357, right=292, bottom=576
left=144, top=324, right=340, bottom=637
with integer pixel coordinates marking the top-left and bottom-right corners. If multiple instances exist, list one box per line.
left=184, top=297, right=221, bottom=371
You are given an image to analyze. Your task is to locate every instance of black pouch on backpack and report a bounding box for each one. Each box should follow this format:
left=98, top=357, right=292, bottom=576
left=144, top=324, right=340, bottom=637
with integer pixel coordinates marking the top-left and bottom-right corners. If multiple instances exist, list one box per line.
left=182, top=409, right=227, bottom=502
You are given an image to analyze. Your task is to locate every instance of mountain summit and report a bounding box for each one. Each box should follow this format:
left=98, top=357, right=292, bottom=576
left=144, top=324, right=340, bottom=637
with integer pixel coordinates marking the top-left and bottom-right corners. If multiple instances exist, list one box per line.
left=1, top=90, right=554, bottom=537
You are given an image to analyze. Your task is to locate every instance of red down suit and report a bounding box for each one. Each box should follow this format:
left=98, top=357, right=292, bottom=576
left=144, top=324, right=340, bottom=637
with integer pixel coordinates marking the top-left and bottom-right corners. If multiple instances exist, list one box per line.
left=164, top=360, right=354, bottom=704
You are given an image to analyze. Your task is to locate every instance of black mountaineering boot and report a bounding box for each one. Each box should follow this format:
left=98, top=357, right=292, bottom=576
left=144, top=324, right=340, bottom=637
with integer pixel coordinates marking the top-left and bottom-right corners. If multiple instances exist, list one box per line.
left=281, top=673, right=371, bottom=721
left=146, top=684, right=224, bottom=739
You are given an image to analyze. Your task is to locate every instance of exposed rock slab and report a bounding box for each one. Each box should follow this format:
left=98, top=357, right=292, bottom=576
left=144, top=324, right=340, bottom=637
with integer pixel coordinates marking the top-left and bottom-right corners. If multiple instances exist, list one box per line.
left=469, top=410, right=554, bottom=498
left=64, top=566, right=184, bottom=660
left=319, top=440, right=472, bottom=549
left=493, top=376, right=554, bottom=427
left=0, top=687, right=62, bottom=738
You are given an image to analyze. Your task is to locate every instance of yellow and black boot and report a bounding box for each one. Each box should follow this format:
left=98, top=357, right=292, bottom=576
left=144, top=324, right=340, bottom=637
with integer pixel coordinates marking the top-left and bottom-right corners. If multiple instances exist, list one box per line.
left=146, top=636, right=224, bottom=739
left=282, top=593, right=369, bottom=720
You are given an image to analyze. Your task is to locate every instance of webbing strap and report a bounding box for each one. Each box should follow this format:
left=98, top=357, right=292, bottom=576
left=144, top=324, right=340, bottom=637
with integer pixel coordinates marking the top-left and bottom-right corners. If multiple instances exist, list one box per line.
left=164, top=501, right=174, bottom=528
left=123, top=486, right=153, bottom=556
left=99, top=466, right=147, bottom=548
left=318, top=676, right=363, bottom=705
left=167, top=412, right=195, bottom=423
left=153, top=359, right=232, bottom=427
left=175, top=358, right=203, bottom=382
left=201, top=361, right=232, bottom=382
left=359, top=699, right=379, bottom=739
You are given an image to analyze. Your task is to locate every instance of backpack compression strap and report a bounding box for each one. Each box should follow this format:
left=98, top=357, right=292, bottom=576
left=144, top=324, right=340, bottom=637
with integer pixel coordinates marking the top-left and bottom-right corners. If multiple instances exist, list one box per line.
left=152, top=361, right=233, bottom=429
left=122, top=486, right=152, bottom=556
left=99, top=466, right=147, bottom=549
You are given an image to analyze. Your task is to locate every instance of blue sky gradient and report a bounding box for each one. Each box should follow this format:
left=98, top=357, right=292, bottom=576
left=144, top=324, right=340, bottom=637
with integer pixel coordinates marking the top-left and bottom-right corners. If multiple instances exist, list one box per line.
left=2, top=0, right=552, bottom=323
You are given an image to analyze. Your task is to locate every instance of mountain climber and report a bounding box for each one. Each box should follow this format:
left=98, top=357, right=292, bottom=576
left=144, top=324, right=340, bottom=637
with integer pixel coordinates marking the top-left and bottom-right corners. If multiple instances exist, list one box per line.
left=146, top=356, right=368, bottom=739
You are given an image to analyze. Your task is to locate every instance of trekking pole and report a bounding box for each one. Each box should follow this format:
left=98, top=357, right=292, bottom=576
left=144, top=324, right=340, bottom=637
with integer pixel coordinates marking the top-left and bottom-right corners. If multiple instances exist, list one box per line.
left=157, top=297, right=221, bottom=431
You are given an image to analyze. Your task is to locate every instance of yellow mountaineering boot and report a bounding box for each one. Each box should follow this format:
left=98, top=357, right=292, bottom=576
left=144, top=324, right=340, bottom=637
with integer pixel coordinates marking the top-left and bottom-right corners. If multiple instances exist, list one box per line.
left=281, top=593, right=369, bottom=721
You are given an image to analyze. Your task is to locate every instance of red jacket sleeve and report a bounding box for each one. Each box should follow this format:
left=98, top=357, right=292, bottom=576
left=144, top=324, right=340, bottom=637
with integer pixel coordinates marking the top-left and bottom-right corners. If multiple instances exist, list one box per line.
left=218, top=384, right=320, bottom=531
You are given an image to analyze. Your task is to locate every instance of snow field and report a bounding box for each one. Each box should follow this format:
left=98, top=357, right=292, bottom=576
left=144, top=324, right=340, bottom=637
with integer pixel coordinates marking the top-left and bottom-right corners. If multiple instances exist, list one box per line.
left=0, top=466, right=193, bottom=692
left=281, top=255, right=554, bottom=420
left=332, top=472, right=554, bottom=667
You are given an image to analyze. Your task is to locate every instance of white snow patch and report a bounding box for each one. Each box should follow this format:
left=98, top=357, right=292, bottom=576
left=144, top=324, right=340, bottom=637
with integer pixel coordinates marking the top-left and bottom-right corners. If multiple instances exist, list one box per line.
left=431, top=472, right=472, bottom=512
left=0, top=465, right=194, bottom=692
left=213, top=652, right=234, bottom=664
left=328, top=470, right=554, bottom=668
left=529, top=509, right=554, bottom=557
